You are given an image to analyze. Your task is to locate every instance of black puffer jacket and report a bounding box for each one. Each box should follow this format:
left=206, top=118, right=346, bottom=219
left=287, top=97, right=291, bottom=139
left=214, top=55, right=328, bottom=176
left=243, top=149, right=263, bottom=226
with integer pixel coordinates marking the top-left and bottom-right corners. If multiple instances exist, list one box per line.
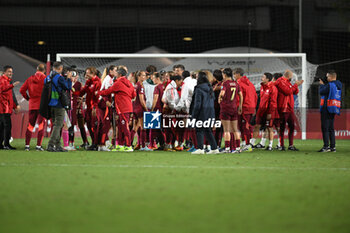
left=190, top=83, right=215, bottom=122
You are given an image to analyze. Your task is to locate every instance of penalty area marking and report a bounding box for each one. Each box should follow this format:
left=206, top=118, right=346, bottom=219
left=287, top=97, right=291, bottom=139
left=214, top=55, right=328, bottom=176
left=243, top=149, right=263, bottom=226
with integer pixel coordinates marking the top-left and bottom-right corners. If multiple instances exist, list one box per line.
left=0, top=163, right=350, bottom=171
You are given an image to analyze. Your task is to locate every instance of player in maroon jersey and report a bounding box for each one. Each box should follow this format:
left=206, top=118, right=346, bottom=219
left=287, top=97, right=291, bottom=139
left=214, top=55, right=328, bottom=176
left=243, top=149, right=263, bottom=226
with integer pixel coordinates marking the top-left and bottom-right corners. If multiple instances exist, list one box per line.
left=70, top=70, right=89, bottom=149
left=150, top=72, right=166, bottom=149
left=212, top=69, right=224, bottom=148
left=132, top=71, right=152, bottom=151
left=218, top=68, right=243, bottom=153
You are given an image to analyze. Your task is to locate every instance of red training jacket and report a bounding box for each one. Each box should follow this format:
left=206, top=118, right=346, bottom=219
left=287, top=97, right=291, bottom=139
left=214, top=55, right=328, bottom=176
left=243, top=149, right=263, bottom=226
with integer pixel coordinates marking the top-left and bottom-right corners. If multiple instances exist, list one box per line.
left=274, top=77, right=299, bottom=113
left=237, top=76, right=257, bottom=114
left=98, top=76, right=136, bottom=114
left=79, top=76, right=101, bottom=110
left=20, top=71, right=46, bottom=110
left=258, top=82, right=279, bottom=118
left=268, top=82, right=279, bottom=118
left=0, top=75, right=16, bottom=114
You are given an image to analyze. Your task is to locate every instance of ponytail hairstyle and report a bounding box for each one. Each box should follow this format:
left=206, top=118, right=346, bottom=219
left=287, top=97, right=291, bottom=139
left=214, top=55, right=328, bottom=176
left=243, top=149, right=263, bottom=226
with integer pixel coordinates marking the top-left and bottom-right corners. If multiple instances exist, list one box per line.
left=222, top=68, right=233, bottom=78
left=100, top=67, right=108, bottom=83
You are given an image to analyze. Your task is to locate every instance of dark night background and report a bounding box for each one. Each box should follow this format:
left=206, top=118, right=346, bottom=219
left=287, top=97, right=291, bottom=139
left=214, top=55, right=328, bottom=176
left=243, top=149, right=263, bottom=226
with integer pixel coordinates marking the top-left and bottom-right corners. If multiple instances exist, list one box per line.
left=0, top=0, right=349, bottom=106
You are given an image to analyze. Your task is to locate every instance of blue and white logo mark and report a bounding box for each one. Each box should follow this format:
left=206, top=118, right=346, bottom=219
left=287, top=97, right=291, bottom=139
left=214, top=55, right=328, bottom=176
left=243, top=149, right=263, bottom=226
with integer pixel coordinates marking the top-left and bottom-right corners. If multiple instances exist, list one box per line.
left=143, top=110, right=162, bottom=129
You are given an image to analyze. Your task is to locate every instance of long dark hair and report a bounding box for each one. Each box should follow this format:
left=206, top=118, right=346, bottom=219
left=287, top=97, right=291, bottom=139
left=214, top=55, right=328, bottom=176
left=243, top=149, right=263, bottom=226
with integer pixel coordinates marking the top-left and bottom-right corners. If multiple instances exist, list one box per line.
left=197, top=71, right=214, bottom=98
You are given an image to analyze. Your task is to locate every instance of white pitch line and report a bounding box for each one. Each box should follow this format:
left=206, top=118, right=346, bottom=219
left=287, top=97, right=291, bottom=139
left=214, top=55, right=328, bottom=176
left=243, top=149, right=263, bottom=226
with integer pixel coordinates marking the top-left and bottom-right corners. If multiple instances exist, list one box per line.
left=0, top=163, right=349, bottom=171
left=297, top=144, right=350, bottom=147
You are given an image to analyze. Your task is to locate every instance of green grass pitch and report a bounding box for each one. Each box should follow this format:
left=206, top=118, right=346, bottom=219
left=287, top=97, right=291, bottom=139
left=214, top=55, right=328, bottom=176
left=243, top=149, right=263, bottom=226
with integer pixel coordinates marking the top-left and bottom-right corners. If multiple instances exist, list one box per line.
left=0, top=138, right=350, bottom=233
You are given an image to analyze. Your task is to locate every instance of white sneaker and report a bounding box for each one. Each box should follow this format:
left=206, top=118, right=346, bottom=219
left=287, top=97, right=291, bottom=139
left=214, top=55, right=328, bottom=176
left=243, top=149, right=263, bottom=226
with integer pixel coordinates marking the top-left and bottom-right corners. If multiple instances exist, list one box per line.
left=98, top=146, right=110, bottom=152
left=142, top=146, right=153, bottom=152
left=206, top=149, right=219, bottom=154
left=241, top=144, right=253, bottom=152
left=222, top=148, right=231, bottom=154
left=191, top=149, right=205, bottom=155
left=64, top=146, right=76, bottom=151
left=105, top=140, right=111, bottom=148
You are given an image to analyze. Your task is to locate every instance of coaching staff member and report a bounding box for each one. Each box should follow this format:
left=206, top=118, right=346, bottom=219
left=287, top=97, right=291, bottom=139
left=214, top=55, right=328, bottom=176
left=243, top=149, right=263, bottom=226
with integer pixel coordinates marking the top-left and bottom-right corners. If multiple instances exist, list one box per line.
left=0, top=65, right=20, bottom=150
left=318, top=70, right=342, bottom=152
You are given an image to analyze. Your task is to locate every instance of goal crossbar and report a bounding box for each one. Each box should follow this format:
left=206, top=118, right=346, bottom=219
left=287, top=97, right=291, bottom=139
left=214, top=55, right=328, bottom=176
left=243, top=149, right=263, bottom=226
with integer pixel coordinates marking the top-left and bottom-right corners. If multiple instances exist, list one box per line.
left=57, top=53, right=306, bottom=60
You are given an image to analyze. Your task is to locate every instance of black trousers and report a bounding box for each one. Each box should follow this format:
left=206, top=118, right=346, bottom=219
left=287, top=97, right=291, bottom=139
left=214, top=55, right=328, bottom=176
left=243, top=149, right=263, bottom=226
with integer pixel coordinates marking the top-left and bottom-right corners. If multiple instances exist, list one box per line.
left=321, top=110, right=335, bottom=148
left=0, top=113, right=12, bottom=146
left=195, top=128, right=217, bottom=150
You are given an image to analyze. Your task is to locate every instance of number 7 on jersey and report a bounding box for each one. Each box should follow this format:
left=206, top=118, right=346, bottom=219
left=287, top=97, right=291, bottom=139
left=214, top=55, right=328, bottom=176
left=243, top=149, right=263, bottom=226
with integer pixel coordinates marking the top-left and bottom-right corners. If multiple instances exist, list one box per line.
left=230, top=87, right=236, bottom=101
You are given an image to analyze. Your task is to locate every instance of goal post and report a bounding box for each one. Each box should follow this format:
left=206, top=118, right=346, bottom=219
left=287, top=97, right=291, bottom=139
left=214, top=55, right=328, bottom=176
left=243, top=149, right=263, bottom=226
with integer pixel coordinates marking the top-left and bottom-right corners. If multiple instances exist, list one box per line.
left=56, top=53, right=314, bottom=140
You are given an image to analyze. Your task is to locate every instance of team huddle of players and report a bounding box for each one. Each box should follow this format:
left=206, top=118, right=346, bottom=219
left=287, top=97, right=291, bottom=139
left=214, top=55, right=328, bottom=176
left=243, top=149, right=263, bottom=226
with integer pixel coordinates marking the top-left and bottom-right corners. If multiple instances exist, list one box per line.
left=22, top=63, right=304, bottom=153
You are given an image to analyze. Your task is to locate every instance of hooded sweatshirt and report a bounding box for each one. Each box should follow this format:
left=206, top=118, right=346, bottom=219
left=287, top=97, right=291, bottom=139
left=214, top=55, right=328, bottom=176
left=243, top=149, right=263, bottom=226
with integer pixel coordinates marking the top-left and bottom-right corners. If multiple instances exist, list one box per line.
left=274, top=77, right=299, bottom=113
left=237, top=76, right=257, bottom=114
left=79, top=76, right=101, bottom=110
left=20, top=71, right=46, bottom=110
left=98, top=76, right=136, bottom=114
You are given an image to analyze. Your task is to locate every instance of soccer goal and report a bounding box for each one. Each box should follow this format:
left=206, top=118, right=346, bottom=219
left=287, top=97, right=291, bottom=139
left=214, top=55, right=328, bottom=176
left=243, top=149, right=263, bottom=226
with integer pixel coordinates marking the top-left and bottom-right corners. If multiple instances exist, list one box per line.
left=56, top=53, right=318, bottom=140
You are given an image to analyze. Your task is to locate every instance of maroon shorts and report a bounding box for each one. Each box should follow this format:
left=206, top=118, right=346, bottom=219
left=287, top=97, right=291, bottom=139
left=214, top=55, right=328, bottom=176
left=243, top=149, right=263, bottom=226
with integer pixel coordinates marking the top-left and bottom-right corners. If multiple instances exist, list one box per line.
left=134, top=111, right=144, bottom=119
left=256, top=114, right=275, bottom=127
left=273, top=118, right=280, bottom=128
left=220, top=111, right=238, bottom=121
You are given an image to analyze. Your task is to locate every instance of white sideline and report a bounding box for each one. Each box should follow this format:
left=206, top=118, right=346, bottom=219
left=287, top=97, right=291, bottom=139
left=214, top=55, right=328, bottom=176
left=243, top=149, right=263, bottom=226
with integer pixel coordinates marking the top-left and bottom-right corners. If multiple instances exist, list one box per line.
left=1, top=163, right=349, bottom=171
